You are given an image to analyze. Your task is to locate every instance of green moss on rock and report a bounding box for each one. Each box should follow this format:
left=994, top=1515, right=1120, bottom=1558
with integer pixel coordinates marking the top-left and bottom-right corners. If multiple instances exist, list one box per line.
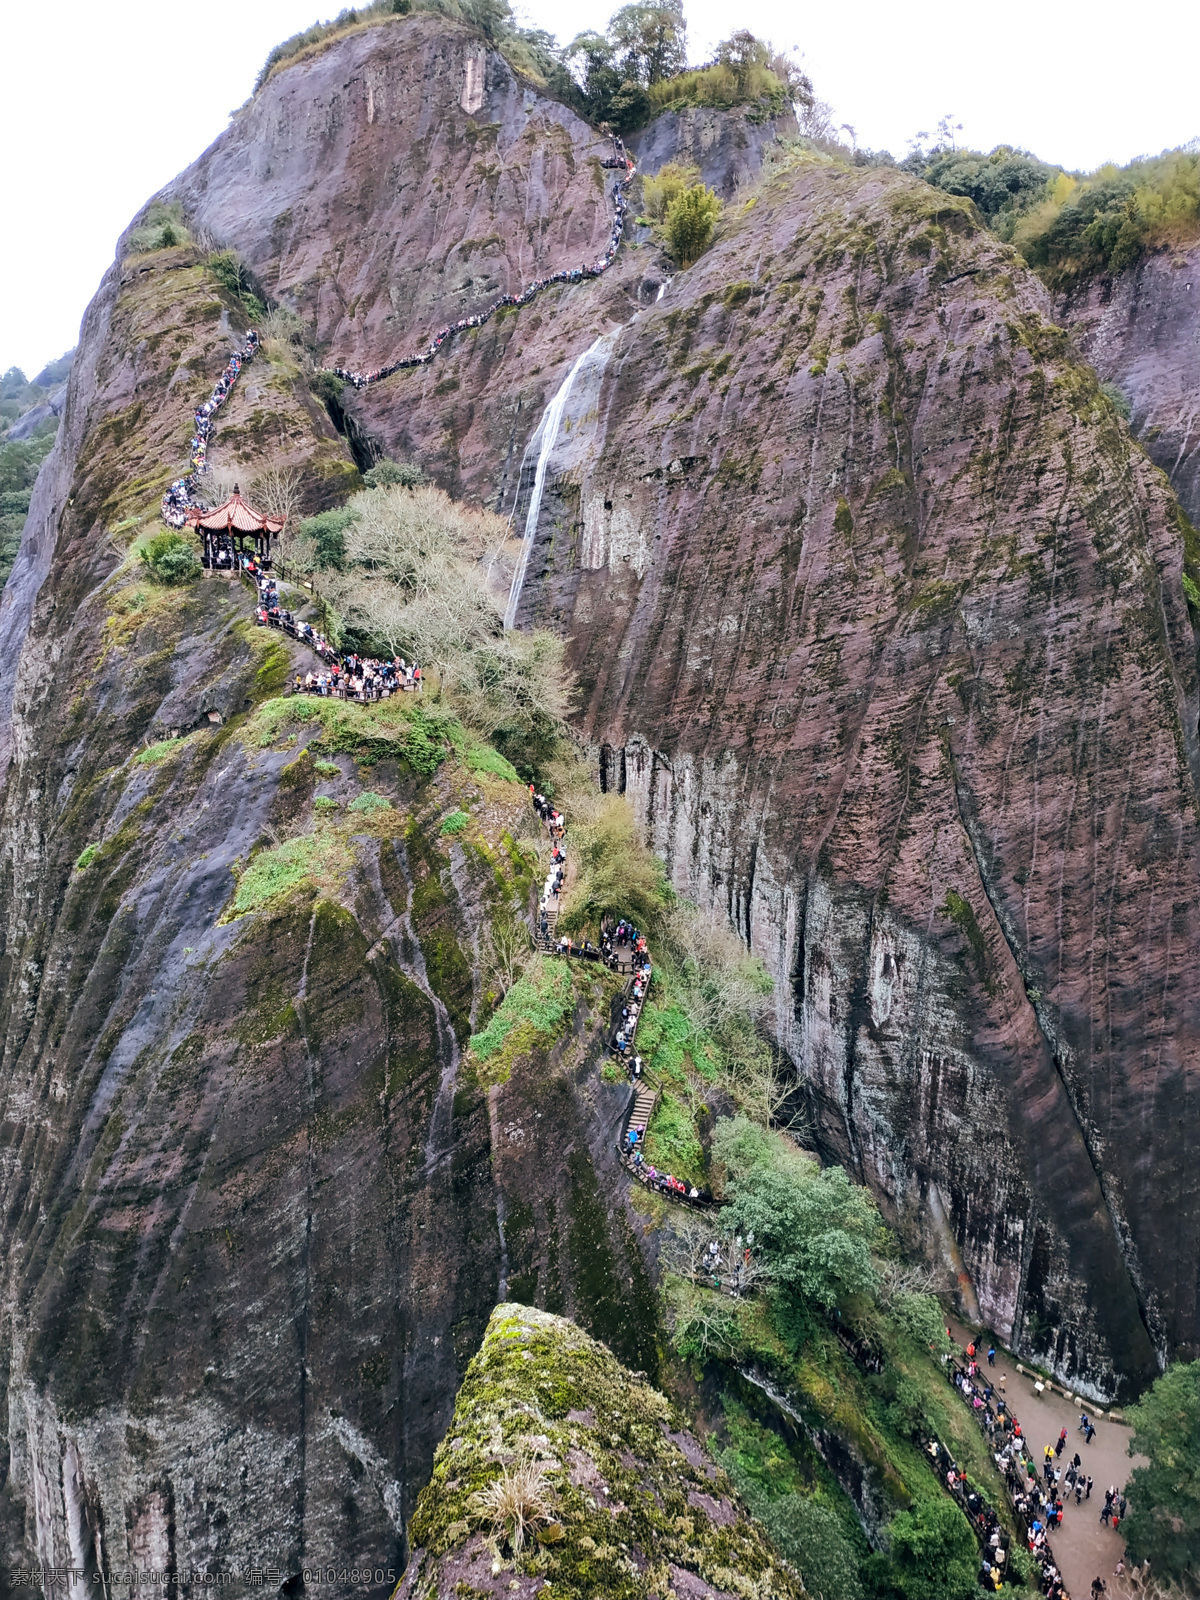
left=401, top=1303, right=806, bottom=1600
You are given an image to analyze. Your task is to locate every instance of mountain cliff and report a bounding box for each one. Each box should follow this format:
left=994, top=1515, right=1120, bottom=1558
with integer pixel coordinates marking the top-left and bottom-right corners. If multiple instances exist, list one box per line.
left=1060, top=238, right=1200, bottom=528
left=1, top=7, right=1198, bottom=1589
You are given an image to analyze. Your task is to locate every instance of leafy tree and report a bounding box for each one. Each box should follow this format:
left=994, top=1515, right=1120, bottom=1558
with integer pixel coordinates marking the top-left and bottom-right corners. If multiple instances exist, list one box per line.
left=759, top=1496, right=864, bottom=1600
left=294, top=507, right=360, bottom=571
left=363, top=457, right=425, bottom=489
left=607, top=0, right=686, bottom=85
left=664, top=183, right=721, bottom=265
left=870, top=1498, right=977, bottom=1600
left=1121, top=1360, right=1200, bottom=1585
left=916, top=146, right=1057, bottom=237
left=558, top=794, right=671, bottom=936
left=713, top=1117, right=879, bottom=1308
left=642, top=161, right=700, bottom=221
left=140, top=532, right=201, bottom=585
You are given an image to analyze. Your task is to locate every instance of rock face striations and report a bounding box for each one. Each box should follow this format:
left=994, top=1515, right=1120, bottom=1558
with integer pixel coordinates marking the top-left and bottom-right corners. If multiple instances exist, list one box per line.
left=1060, top=238, right=1200, bottom=528
left=516, top=164, right=1200, bottom=1397
left=1, top=8, right=1199, bottom=1585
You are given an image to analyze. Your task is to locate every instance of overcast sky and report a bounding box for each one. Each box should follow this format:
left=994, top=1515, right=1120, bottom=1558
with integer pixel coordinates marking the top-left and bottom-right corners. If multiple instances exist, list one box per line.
left=2, top=0, right=1196, bottom=379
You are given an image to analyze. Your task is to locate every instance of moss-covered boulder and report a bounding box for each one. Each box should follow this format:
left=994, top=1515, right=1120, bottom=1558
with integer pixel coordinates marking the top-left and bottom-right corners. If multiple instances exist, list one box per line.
left=398, top=1302, right=805, bottom=1600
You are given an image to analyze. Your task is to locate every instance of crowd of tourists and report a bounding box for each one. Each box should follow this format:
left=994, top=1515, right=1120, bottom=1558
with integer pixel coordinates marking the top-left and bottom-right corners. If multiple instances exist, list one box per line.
left=327, top=137, right=635, bottom=390
left=612, top=935, right=651, bottom=1053
left=251, top=571, right=424, bottom=697
left=942, top=1339, right=1073, bottom=1595
left=939, top=1331, right=1149, bottom=1598
left=161, top=331, right=261, bottom=527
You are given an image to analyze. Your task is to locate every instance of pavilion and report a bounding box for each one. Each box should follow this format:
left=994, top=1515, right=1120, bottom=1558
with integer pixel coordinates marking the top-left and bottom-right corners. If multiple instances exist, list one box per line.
left=185, top=487, right=284, bottom=569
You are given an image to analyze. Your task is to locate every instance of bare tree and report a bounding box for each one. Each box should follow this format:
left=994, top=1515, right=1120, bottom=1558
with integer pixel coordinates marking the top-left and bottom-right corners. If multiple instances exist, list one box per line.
left=661, top=1212, right=772, bottom=1297
left=250, top=462, right=305, bottom=531
left=483, top=905, right=533, bottom=996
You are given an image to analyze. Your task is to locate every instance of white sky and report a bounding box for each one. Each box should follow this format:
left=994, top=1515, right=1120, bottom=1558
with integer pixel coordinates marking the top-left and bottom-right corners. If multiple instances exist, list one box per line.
left=2, top=0, right=1196, bottom=379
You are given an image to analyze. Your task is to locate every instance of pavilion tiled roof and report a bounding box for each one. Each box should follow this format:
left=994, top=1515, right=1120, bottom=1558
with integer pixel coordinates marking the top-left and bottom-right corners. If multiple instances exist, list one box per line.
left=184, top=489, right=285, bottom=535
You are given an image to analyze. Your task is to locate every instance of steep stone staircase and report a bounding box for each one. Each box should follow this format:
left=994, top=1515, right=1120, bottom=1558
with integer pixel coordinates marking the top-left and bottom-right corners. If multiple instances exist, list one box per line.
left=625, top=1076, right=659, bottom=1145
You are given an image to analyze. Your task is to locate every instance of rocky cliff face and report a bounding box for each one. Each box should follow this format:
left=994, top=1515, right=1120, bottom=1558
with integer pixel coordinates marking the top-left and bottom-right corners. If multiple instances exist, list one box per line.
left=2, top=10, right=1199, bottom=1583
left=0, top=29, right=667, bottom=1580
left=516, top=161, right=1200, bottom=1397
left=1060, top=240, right=1200, bottom=527
left=397, top=1302, right=803, bottom=1600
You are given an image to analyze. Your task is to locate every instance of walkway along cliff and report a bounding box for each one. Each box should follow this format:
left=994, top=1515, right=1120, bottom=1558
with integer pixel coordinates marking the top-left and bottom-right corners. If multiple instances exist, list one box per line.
left=0, top=6, right=1198, bottom=1589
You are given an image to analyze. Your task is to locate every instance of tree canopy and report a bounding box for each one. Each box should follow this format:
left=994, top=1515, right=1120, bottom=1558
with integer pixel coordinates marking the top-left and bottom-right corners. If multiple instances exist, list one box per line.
left=1121, top=1359, right=1200, bottom=1584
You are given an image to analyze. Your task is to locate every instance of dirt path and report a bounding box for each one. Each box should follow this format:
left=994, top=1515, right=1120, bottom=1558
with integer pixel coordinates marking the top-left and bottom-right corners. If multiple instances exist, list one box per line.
left=949, top=1323, right=1143, bottom=1597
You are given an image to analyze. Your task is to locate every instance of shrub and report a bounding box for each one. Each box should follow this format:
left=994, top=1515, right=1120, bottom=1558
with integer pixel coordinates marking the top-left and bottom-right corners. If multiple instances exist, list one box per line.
left=75, top=844, right=99, bottom=870
left=873, top=1497, right=977, bottom=1600
left=440, top=809, right=470, bottom=835
left=347, top=790, right=393, bottom=813
left=665, top=184, right=722, bottom=266
left=140, top=533, right=200, bottom=585
left=313, top=759, right=341, bottom=776
left=313, top=795, right=339, bottom=811
left=294, top=506, right=360, bottom=571
left=558, top=794, right=671, bottom=938
left=643, top=161, right=701, bottom=222
left=363, top=457, right=424, bottom=489
left=206, top=250, right=267, bottom=322
left=127, top=202, right=191, bottom=254
left=1101, top=380, right=1132, bottom=419
left=756, top=1496, right=864, bottom=1600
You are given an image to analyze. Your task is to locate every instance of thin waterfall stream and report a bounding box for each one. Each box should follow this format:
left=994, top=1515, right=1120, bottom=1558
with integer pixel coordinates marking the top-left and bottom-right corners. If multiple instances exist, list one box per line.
left=504, top=339, right=602, bottom=628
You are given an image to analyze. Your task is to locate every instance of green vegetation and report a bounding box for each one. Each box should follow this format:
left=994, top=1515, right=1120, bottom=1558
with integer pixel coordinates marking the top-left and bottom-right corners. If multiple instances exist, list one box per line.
left=252, top=692, right=457, bottom=774
left=206, top=250, right=268, bottom=322
left=867, top=1497, right=978, bottom=1600
left=346, top=789, right=393, bottom=813
left=440, top=809, right=470, bottom=835
left=139, top=532, right=201, bottom=585
left=664, top=182, right=722, bottom=266
left=1121, top=1359, right=1200, bottom=1584
left=295, top=506, right=358, bottom=571
left=714, top=1117, right=879, bottom=1308
left=226, top=829, right=347, bottom=918
left=911, top=140, right=1200, bottom=286
left=126, top=201, right=191, bottom=255
left=642, top=160, right=700, bottom=221
left=463, top=741, right=521, bottom=782
left=75, top=844, right=99, bottom=871
left=467, top=956, right=575, bottom=1082
left=0, top=354, right=71, bottom=593
left=646, top=29, right=800, bottom=119
left=755, top=1496, right=864, bottom=1600
left=135, top=738, right=184, bottom=765
left=362, top=457, right=424, bottom=489
left=558, top=795, right=671, bottom=938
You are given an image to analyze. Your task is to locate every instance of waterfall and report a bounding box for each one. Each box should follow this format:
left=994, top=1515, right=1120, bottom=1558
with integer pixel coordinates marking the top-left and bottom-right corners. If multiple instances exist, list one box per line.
left=504, top=339, right=602, bottom=629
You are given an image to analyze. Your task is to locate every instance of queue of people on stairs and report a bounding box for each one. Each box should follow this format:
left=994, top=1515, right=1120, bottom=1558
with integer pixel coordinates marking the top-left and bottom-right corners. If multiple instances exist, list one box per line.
left=251, top=571, right=424, bottom=698
left=325, top=136, right=636, bottom=390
